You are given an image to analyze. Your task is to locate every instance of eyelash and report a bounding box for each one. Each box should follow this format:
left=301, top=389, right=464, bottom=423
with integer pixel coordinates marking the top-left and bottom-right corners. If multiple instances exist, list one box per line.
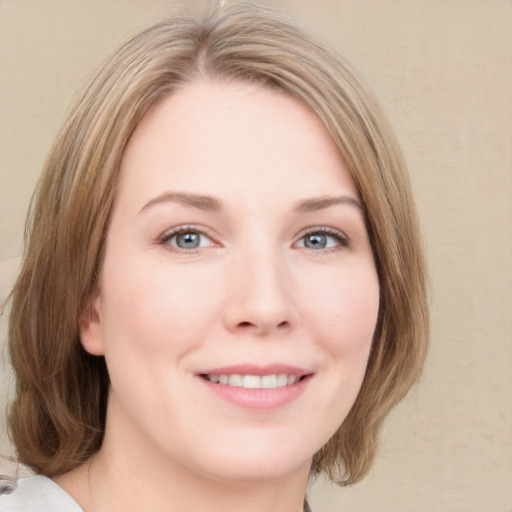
left=158, top=225, right=350, bottom=253
left=295, top=227, right=350, bottom=252
left=159, top=225, right=216, bottom=253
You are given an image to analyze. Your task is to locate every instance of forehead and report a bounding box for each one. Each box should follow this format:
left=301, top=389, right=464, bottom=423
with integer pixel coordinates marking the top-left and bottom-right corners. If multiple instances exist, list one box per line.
left=117, top=80, right=358, bottom=210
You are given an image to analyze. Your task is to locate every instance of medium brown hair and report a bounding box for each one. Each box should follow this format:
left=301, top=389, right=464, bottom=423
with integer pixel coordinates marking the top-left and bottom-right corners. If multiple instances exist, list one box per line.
left=6, top=2, right=428, bottom=484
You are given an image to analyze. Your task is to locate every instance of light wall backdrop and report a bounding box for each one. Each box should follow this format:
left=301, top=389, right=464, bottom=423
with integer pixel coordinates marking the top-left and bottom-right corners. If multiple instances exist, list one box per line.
left=1, top=1, right=511, bottom=511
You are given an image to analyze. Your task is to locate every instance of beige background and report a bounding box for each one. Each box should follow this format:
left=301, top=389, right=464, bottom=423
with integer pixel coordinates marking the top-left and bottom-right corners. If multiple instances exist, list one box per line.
left=1, top=1, right=511, bottom=511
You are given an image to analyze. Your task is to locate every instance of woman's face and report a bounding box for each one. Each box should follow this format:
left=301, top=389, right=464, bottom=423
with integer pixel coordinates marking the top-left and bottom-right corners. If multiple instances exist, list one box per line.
left=83, top=80, right=379, bottom=483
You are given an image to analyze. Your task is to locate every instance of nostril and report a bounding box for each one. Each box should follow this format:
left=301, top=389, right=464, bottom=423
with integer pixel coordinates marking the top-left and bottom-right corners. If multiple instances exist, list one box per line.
left=236, top=320, right=289, bottom=331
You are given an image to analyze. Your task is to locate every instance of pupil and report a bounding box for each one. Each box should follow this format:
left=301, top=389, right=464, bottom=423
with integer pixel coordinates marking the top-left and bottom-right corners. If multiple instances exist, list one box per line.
left=177, top=232, right=200, bottom=248
left=305, top=234, right=326, bottom=249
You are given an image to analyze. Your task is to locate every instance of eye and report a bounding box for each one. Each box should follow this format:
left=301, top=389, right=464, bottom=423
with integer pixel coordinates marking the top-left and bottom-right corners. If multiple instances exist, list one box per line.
left=161, top=227, right=214, bottom=251
left=295, top=228, right=349, bottom=250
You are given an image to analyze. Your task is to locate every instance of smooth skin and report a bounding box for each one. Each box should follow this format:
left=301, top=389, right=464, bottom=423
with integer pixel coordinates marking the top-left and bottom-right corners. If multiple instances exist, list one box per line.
left=56, top=80, right=380, bottom=512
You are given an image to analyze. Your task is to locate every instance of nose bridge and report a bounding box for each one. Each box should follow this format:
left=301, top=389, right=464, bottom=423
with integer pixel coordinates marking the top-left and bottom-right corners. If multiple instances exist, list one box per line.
left=223, top=236, right=294, bottom=335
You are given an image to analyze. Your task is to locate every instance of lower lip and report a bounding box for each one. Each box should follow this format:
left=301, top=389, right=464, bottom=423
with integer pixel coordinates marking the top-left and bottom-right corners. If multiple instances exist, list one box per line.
left=199, top=376, right=312, bottom=410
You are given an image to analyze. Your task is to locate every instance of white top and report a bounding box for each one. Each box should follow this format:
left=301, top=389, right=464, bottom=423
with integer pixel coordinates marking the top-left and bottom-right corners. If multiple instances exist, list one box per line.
left=0, top=475, right=83, bottom=511
left=0, top=474, right=313, bottom=511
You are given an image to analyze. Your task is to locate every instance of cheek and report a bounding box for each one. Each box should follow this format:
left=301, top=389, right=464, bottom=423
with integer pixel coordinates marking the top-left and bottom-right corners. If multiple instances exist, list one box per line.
left=99, top=257, right=223, bottom=355
left=97, top=258, right=219, bottom=415
left=291, top=264, right=379, bottom=445
left=300, top=262, right=380, bottom=354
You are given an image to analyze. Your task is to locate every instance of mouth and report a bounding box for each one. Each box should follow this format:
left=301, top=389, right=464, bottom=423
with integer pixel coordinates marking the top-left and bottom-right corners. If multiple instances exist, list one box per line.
left=197, top=366, right=313, bottom=409
left=200, top=373, right=308, bottom=389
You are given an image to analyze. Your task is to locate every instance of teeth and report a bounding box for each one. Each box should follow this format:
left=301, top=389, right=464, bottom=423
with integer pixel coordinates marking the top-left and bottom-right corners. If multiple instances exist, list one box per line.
left=205, top=373, right=301, bottom=389
left=261, top=375, right=277, bottom=388
left=228, top=374, right=243, bottom=387
left=242, top=375, right=261, bottom=389
left=276, top=374, right=288, bottom=387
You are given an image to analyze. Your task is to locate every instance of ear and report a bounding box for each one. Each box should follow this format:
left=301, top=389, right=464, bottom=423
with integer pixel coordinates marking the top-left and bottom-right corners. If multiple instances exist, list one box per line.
left=79, top=293, right=105, bottom=356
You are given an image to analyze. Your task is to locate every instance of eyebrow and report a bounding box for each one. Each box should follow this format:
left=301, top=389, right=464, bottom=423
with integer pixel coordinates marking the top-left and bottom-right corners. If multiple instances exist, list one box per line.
left=139, top=191, right=362, bottom=214
left=139, top=192, right=222, bottom=213
left=294, top=195, right=362, bottom=212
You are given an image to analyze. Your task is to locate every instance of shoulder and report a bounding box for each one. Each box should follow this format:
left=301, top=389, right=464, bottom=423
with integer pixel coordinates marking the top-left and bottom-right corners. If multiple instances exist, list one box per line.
left=0, top=475, right=83, bottom=512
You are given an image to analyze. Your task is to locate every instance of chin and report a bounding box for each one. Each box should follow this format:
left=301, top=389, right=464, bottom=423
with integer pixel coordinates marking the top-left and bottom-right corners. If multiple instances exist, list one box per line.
left=186, top=437, right=315, bottom=485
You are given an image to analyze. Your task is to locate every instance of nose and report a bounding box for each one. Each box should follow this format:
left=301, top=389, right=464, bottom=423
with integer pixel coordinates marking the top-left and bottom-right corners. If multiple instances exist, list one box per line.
left=222, top=247, right=296, bottom=336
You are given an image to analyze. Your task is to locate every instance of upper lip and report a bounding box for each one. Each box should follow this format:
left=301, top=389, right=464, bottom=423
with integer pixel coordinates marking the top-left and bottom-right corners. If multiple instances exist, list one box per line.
left=197, top=364, right=312, bottom=377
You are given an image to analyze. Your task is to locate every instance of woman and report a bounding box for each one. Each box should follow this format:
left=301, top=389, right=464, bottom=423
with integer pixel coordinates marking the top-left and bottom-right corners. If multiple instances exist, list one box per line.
left=1, top=2, right=428, bottom=511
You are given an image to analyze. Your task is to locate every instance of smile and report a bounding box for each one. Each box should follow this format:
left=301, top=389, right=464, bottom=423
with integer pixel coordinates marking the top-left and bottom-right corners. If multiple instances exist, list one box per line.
left=202, top=374, right=303, bottom=389
left=198, top=366, right=312, bottom=409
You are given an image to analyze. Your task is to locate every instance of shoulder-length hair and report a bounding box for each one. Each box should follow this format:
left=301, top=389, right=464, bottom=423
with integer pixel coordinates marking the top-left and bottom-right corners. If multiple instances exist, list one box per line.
left=6, top=2, right=428, bottom=484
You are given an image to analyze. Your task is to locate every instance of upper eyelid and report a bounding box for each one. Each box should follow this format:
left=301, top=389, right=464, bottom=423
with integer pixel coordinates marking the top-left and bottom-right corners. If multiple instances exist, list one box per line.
left=157, top=226, right=219, bottom=255
left=295, top=226, right=350, bottom=242
left=157, top=225, right=219, bottom=250
left=159, top=224, right=215, bottom=240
